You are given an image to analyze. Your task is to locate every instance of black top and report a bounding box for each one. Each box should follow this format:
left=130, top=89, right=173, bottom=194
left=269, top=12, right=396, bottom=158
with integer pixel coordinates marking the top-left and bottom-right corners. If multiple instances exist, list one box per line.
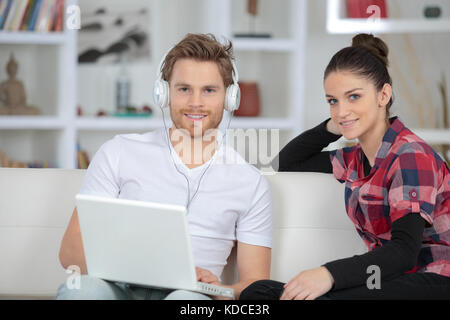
left=275, top=119, right=426, bottom=291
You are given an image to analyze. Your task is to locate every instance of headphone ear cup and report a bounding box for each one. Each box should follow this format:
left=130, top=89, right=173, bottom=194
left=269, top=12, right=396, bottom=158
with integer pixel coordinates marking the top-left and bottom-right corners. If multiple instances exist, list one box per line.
left=153, top=79, right=170, bottom=109
left=225, top=84, right=241, bottom=112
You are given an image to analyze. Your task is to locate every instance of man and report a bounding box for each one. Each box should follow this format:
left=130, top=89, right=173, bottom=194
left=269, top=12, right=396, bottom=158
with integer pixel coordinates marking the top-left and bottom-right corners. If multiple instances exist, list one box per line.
left=56, top=33, right=273, bottom=300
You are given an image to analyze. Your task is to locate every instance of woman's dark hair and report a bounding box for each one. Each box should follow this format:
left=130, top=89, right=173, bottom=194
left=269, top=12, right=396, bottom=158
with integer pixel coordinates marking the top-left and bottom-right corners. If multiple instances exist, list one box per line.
left=324, top=33, right=393, bottom=116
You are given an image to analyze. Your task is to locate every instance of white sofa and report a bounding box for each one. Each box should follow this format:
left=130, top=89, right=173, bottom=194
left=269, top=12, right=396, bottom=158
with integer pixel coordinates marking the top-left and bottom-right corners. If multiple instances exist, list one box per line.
left=0, top=168, right=366, bottom=299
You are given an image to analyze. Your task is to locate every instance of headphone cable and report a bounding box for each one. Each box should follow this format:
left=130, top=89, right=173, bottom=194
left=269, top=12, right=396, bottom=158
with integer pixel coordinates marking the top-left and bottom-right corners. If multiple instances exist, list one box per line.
left=161, top=108, right=234, bottom=212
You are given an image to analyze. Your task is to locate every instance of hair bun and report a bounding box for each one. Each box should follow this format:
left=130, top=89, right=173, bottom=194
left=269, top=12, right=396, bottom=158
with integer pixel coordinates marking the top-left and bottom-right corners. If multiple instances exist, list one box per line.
left=352, top=33, right=389, bottom=67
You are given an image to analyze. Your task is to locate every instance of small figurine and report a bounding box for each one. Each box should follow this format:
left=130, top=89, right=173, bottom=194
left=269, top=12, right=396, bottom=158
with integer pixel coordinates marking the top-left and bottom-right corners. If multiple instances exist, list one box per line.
left=0, top=54, right=40, bottom=115
left=234, top=0, right=271, bottom=38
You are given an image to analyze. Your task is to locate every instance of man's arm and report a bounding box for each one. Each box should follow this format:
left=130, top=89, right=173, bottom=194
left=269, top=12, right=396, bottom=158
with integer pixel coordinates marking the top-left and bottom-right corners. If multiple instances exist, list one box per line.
left=58, top=208, right=88, bottom=274
left=231, top=241, right=271, bottom=299
left=199, top=242, right=270, bottom=300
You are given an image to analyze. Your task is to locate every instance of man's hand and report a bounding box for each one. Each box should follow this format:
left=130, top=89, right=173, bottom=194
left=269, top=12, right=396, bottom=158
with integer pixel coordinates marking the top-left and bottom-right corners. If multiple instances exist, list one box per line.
left=280, top=266, right=334, bottom=300
left=196, top=267, right=219, bottom=285
left=195, top=267, right=232, bottom=300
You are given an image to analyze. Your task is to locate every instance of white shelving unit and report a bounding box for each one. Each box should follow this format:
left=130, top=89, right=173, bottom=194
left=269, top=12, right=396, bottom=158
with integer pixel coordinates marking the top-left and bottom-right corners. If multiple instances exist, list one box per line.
left=327, top=0, right=450, bottom=34
left=3, top=0, right=447, bottom=168
left=0, top=116, right=67, bottom=129
left=76, top=0, right=308, bottom=167
left=233, top=38, right=297, bottom=51
left=0, top=32, right=68, bottom=44
left=0, top=0, right=78, bottom=169
left=209, top=0, right=307, bottom=135
left=325, top=0, right=450, bottom=149
left=0, top=0, right=308, bottom=169
left=411, top=129, right=450, bottom=145
left=76, top=116, right=296, bottom=131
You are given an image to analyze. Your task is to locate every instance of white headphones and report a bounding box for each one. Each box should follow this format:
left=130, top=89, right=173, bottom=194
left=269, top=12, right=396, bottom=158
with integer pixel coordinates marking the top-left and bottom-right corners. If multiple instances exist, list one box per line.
left=153, top=48, right=241, bottom=112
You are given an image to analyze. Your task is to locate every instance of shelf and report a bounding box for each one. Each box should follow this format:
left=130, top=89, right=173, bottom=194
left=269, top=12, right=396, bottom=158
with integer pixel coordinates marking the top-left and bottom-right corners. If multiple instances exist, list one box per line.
left=0, top=116, right=67, bottom=130
left=325, top=129, right=450, bottom=154
left=75, top=116, right=296, bottom=131
left=233, top=38, right=296, bottom=52
left=411, top=129, right=450, bottom=145
left=327, top=18, right=450, bottom=34
left=76, top=117, right=162, bottom=131
left=326, top=0, right=450, bottom=34
left=230, top=117, right=295, bottom=129
left=0, top=32, right=68, bottom=45
left=0, top=0, right=305, bottom=169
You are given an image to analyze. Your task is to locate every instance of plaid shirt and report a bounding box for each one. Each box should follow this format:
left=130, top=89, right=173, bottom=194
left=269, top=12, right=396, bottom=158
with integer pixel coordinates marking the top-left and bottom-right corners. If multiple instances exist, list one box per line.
left=330, top=117, right=450, bottom=277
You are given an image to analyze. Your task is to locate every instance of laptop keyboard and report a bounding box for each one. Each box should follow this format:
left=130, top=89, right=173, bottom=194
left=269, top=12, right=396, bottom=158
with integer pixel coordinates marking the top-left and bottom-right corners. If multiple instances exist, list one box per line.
left=196, top=282, right=234, bottom=299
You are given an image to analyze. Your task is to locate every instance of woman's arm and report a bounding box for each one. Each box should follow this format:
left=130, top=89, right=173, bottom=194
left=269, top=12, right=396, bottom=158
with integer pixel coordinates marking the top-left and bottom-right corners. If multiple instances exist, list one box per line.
left=323, top=213, right=426, bottom=291
left=276, top=119, right=342, bottom=173
left=280, top=213, right=425, bottom=299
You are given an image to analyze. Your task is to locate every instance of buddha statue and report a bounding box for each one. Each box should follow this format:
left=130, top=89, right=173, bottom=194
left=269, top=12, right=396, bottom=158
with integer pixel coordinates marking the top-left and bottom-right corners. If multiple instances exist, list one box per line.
left=0, top=54, right=40, bottom=115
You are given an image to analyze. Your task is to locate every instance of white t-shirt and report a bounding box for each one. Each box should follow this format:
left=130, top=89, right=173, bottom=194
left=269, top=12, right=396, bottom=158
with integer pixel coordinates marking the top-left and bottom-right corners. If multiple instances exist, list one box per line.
left=79, top=128, right=273, bottom=278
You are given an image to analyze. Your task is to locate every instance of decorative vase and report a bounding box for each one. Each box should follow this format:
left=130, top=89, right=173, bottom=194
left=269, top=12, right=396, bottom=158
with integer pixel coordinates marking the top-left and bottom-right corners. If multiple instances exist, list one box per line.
left=424, top=6, right=441, bottom=18
left=235, top=82, right=260, bottom=117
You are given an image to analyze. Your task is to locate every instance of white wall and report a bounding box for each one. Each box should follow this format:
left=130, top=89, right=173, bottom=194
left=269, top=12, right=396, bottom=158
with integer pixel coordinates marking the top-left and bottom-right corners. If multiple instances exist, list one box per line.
left=77, top=0, right=450, bottom=136
left=304, top=0, right=352, bottom=129
left=77, top=0, right=212, bottom=117
left=304, top=0, right=450, bottom=132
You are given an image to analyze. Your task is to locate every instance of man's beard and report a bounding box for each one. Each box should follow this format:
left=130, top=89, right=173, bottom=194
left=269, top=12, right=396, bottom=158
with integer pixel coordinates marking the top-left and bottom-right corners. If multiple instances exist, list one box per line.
left=172, top=112, right=222, bottom=139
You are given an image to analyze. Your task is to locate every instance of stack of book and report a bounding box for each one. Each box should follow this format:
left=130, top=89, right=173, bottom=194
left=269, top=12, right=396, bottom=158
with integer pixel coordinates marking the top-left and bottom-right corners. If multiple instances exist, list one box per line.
left=77, top=143, right=90, bottom=170
left=0, top=0, right=65, bottom=32
left=0, top=149, right=50, bottom=168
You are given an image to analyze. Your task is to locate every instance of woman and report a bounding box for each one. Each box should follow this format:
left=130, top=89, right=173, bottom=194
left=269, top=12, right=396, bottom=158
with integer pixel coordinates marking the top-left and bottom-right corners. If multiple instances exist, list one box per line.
left=240, top=33, right=450, bottom=300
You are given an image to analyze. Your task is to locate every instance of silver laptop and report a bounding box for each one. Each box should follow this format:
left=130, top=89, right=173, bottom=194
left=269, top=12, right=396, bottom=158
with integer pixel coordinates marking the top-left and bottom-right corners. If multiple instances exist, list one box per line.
left=75, top=193, right=234, bottom=299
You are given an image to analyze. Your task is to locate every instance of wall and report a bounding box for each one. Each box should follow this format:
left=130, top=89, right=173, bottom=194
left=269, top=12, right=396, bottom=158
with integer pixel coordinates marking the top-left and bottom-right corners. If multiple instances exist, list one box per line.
left=76, top=0, right=450, bottom=149
left=304, top=0, right=450, bottom=132
left=77, top=0, right=213, bottom=118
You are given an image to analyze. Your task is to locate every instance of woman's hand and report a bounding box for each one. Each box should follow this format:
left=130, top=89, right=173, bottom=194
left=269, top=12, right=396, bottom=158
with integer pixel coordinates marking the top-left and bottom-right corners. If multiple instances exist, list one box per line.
left=326, top=119, right=342, bottom=135
left=280, top=266, right=334, bottom=300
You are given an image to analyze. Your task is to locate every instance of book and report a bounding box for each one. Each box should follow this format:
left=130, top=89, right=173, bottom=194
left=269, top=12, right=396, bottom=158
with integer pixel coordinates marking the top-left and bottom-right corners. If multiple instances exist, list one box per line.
left=46, top=0, right=57, bottom=31
left=346, top=0, right=387, bottom=19
left=0, top=1, right=7, bottom=28
left=8, top=0, right=29, bottom=31
left=28, top=0, right=42, bottom=30
left=19, top=0, right=32, bottom=30
left=0, top=149, right=8, bottom=167
left=0, top=1, right=5, bottom=16
left=34, top=0, right=48, bottom=31
left=0, top=0, right=64, bottom=32
left=36, top=0, right=54, bottom=32
left=53, top=0, right=63, bottom=31
left=21, top=0, right=37, bottom=30
left=2, top=0, right=17, bottom=30
left=0, top=0, right=12, bottom=29
left=49, top=0, right=58, bottom=30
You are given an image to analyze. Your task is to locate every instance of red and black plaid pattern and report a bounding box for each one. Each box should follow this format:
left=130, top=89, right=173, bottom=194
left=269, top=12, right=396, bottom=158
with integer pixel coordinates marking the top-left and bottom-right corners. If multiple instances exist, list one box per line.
left=330, top=117, right=450, bottom=277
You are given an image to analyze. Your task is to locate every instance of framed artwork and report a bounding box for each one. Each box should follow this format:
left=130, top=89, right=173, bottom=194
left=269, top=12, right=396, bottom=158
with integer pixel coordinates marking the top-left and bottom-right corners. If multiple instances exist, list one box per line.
left=77, top=0, right=151, bottom=64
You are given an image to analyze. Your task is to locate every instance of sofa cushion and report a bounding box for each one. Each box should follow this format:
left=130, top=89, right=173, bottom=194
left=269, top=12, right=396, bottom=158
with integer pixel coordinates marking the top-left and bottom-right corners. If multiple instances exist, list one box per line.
left=0, top=169, right=366, bottom=297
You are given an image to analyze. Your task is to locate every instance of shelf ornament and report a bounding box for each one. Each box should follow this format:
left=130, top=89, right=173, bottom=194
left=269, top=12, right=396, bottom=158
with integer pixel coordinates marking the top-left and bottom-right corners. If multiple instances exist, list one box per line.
left=0, top=54, right=40, bottom=115
left=234, top=0, right=272, bottom=38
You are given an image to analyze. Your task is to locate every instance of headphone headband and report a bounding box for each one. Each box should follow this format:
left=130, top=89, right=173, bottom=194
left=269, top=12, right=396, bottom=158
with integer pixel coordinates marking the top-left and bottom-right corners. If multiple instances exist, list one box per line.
left=156, top=46, right=239, bottom=82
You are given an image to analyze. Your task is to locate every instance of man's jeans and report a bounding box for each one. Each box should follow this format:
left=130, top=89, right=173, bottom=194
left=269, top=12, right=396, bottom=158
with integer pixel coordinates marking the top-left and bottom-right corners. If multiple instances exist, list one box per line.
left=55, top=275, right=212, bottom=300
